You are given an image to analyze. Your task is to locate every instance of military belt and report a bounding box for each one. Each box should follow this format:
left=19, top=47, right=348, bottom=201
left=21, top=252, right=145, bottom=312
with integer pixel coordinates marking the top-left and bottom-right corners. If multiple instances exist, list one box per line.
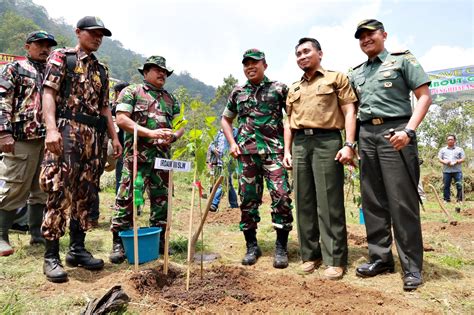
left=59, top=109, right=107, bottom=133
left=360, top=116, right=410, bottom=126
left=294, top=128, right=339, bottom=136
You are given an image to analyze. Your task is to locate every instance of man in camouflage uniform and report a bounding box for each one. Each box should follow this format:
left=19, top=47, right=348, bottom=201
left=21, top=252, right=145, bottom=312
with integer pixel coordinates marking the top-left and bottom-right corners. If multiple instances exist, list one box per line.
left=41, top=17, right=122, bottom=283
left=221, top=49, right=293, bottom=268
left=109, top=56, right=184, bottom=264
left=0, top=31, right=57, bottom=256
left=350, top=19, right=432, bottom=291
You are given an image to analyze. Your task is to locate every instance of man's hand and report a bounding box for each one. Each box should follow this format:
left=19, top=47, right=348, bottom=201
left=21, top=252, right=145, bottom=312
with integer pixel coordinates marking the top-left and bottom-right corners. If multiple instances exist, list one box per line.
left=283, top=152, right=292, bottom=169
left=229, top=143, right=241, bottom=158
left=0, top=133, right=15, bottom=153
left=111, top=137, right=122, bottom=159
left=335, top=146, right=356, bottom=167
left=384, top=130, right=410, bottom=151
left=45, top=129, right=62, bottom=155
left=148, top=128, right=173, bottom=140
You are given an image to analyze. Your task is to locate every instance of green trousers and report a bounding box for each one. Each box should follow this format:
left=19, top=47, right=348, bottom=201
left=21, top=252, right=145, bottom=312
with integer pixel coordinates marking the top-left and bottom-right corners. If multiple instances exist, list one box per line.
left=293, top=131, right=347, bottom=267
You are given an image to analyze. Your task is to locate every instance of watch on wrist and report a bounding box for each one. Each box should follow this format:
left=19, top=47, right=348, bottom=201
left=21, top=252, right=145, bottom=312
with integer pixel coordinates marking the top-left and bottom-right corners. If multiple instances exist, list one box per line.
left=344, top=141, right=357, bottom=150
left=171, top=133, right=177, bottom=143
left=403, top=128, right=416, bottom=139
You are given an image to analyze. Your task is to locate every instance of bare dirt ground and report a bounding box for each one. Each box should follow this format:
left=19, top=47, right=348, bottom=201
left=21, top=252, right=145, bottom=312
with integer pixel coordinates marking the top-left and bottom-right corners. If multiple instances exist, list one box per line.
left=1, top=187, right=473, bottom=313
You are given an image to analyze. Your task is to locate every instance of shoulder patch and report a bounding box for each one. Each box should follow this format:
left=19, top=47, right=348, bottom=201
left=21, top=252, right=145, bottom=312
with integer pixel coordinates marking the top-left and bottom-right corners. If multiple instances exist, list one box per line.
left=390, top=50, right=410, bottom=56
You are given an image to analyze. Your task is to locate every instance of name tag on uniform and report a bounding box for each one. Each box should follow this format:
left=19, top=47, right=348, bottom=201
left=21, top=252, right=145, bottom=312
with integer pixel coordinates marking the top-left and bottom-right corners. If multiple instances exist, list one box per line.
left=154, top=158, right=192, bottom=172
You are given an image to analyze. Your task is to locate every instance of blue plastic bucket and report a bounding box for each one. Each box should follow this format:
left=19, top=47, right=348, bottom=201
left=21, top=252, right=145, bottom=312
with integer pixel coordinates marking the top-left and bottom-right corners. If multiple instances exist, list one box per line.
left=119, top=227, right=162, bottom=264
left=359, top=208, right=365, bottom=225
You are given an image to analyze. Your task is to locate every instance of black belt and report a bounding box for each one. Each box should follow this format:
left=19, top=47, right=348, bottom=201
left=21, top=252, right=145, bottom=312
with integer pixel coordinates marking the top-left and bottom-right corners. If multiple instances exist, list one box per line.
left=360, top=116, right=410, bottom=126
left=294, top=128, right=339, bottom=136
left=59, top=109, right=107, bottom=132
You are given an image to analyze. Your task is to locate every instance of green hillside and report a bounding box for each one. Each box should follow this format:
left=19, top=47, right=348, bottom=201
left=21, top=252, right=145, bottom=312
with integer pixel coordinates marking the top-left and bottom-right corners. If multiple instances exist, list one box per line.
left=0, top=0, right=215, bottom=102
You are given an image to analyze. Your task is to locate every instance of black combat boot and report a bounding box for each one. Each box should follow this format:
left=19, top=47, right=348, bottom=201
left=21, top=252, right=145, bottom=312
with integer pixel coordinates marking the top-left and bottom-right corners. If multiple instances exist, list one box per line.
left=28, top=204, right=46, bottom=245
left=0, top=210, right=15, bottom=256
left=109, top=231, right=125, bottom=264
left=273, top=229, right=289, bottom=269
left=242, top=229, right=262, bottom=266
left=43, top=239, right=68, bottom=283
left=65, top=219, right=104, bottom=270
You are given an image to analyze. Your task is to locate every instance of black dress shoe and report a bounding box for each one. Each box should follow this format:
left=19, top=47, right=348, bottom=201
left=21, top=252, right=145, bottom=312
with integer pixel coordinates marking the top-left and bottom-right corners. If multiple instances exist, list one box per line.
left=403, top=272, right=423, bottom=291
left=356, top=260, right=395, bottom=277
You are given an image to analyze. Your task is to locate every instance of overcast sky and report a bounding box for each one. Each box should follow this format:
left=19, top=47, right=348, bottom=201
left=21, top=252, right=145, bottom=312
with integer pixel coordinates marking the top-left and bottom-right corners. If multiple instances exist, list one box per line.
left=32, top=0, right=473, bottom=87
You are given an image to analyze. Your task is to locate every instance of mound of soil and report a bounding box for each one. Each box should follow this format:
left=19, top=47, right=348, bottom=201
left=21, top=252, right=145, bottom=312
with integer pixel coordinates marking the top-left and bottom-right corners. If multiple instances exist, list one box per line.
left=206, top=207, right=240, bottom=225
left=128, top=263, right=429, bottom=312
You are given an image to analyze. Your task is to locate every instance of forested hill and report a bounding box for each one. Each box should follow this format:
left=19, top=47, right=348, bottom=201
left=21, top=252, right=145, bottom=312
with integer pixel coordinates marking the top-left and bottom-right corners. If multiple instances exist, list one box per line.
left=0, top=0, right=216, bottom=102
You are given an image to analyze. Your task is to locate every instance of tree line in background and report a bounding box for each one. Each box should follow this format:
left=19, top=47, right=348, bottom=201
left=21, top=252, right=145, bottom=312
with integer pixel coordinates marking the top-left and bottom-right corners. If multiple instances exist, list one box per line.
left=0, top=0, right=472, bottom=161
left=0, top=0, right=216, bottom=104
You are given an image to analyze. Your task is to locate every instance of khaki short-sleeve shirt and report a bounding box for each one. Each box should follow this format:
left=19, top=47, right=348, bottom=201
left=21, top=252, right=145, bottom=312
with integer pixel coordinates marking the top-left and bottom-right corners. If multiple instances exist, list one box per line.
left=286, top=68, right=357, bottom=130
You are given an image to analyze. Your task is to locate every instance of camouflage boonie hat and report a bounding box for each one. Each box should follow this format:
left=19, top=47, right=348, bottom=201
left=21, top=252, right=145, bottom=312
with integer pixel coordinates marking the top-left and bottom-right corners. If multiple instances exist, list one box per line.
left=26, top=30, right=57, bottom=46
left=242, top=48, right=265, bottom=63
left=77, top=16, right=112, bottom=37
left=138, top=56, right=174, bottom=76
left=354, top=19, right=385, bottom=39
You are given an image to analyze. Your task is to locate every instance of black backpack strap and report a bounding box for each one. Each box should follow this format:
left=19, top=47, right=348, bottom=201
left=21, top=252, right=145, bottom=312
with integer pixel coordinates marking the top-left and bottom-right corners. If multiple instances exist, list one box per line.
left=62, top=52, right=77, bottom=105
left=97, top=63, right=107, bottom=107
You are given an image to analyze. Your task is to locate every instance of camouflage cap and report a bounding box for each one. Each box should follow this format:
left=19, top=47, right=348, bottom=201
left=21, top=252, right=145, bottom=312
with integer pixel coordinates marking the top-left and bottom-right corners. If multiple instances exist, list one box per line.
left=354, top=19, right=385, bottom=39
left=138, top=56, right=174, bottom=76
left=77, top=16, right=112, bottom=37
left=26, top=30, right=57, bottom=46
left=242, top=48, right=265, bottom=63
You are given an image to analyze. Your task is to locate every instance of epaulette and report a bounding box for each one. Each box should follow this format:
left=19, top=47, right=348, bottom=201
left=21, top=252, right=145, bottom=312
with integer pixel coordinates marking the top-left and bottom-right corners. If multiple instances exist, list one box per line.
left=390, top=50, right=410, bottom=56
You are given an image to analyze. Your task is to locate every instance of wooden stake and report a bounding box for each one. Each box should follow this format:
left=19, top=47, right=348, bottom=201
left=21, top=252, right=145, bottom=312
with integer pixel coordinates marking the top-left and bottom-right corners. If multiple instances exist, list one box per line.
left=163, top=169, right=173, bottom=275
left=199, top=191, right=203, bottom=280
left=428, top=184, right=457, bottom=225
left=189, top=176, right=223, bottom=260
left=185, top=168, right=198, bottom=291
left=132, top=123, right=139, bottom=271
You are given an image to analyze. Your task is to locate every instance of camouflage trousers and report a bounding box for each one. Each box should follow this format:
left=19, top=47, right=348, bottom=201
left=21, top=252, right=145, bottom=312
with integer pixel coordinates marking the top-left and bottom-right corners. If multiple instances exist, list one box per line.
left=39, top=121, right=103, bottom=240
left=111, top=159, right=169, bottom=232
left=237, top=153, right=293, bottom=231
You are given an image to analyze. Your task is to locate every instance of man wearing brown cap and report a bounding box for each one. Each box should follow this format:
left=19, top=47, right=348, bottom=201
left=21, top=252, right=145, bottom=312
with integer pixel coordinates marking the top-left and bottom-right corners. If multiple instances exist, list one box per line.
left=350, top=19, right=432, bottom=290
left=109, top=56, right=184, bottom=264
left=0, top=31, right=57, bottom=257
left=221, top=49, right=293, bottom=269
left=284, top=38, right=357, bottom=280
left=40, top=16, right=121, bottom=282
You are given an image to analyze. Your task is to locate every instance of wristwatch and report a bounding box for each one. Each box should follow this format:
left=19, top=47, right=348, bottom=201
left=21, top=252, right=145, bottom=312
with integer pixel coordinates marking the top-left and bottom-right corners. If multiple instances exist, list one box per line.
left=403, top=128, right=416, bottom=139
left=344, top=142, right=357, bottom=150
left=170, top=133, right=177, bottom=143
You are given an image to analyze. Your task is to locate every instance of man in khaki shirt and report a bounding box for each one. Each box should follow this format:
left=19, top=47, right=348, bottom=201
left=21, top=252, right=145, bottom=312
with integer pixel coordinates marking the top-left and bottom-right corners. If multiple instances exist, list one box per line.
left=283, top=37, right=357, bottom=280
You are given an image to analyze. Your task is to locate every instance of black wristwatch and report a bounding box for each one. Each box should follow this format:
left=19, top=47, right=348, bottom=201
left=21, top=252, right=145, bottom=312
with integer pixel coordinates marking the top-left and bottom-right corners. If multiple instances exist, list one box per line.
left=170, top=133, right=177, bottom=143
left=344, top=142, right=357, bottom=150
left=403, top=128, right=416, bottom=139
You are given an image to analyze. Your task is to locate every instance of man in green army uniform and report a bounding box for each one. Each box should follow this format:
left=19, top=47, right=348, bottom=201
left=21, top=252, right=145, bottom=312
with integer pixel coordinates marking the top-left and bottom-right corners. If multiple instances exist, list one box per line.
left=0, top=31, right=57, bottom=256
left=221, top=49, right=293, bottom=269
left=283, top=38, right=357, bottom=280
left=109, top=56, right=184, bottom=264
left=350, top=19, right=432, bottom=291
left=41, top=16, right=122, bottom=283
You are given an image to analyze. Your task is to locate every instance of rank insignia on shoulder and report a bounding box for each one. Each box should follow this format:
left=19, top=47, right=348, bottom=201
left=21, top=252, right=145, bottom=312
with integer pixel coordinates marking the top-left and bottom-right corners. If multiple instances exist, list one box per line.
left=391, top=50, right=410, bottom=55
